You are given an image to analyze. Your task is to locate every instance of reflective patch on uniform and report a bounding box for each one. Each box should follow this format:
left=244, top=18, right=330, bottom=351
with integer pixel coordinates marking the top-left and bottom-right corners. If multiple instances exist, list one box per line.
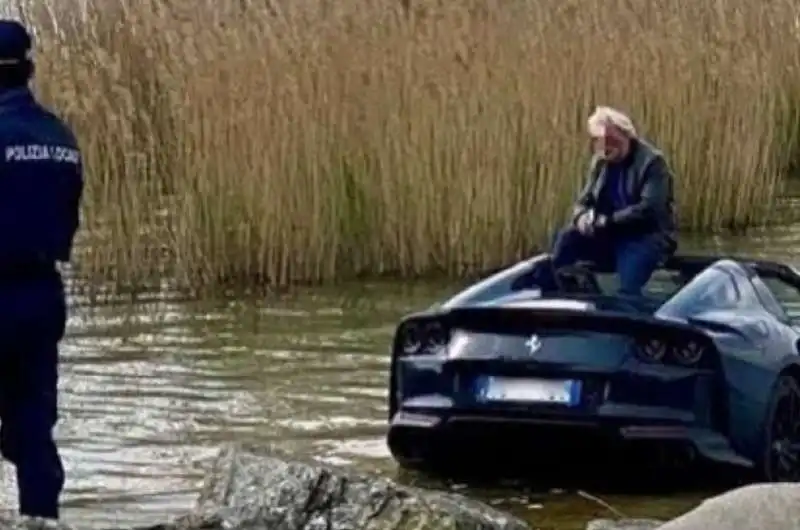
left=5, top=144, right=80, bottom=164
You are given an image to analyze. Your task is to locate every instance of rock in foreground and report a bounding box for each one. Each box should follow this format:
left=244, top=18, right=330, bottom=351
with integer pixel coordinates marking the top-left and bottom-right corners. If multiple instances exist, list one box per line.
left=587, top=482, right=800, bottom=530
left=587, top=519, right=663, bottom=530
left=655, top=483, right=800, bottom=530
left=171, top=445, right=533, bottom=530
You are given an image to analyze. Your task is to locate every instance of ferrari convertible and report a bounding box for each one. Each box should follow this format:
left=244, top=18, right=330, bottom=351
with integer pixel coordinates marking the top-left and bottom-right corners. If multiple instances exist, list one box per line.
left=386, top=254, right=800, bottom=481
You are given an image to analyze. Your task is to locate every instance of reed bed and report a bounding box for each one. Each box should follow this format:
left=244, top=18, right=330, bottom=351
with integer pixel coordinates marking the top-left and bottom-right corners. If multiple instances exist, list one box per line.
left=12, top=0, right=800, bottom=292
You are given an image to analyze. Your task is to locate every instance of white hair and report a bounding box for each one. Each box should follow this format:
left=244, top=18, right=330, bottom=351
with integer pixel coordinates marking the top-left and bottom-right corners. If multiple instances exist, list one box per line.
left=586, top=106, right=638, bottom=138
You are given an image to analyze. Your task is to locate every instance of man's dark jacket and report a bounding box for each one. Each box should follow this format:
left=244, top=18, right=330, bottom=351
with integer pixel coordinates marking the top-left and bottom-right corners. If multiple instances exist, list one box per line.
left=572, top=138, right=677, bottom=251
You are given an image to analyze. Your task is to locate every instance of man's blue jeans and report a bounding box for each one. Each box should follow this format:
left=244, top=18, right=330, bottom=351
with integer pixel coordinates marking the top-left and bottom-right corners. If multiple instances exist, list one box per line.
left=541, top=226, right=669, bottom=296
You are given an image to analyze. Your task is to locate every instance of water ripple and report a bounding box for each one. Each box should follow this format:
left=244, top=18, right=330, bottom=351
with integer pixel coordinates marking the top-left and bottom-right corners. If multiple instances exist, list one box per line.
left=0, top=226, right=797, bottom=527
left=7, top=285, right=409, bottom=528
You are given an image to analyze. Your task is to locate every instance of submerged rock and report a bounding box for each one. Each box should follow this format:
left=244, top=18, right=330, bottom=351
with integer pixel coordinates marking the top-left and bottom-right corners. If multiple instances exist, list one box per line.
left=586, top=519, right=663, bottom=530
left=169, top=445, right=533, bottom=530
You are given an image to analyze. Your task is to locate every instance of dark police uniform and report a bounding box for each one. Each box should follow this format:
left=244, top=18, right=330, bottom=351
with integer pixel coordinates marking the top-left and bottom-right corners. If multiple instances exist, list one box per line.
left=0, top=21, right=83, bottom=519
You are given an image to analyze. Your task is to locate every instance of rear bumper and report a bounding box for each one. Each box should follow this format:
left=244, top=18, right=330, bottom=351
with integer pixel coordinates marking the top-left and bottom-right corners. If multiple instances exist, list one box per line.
left=387, top=407, right=752, bottom=471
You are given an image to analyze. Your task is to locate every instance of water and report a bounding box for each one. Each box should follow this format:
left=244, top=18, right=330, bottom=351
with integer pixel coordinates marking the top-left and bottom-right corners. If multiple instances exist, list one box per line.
left=5, top=219, right=800, bottom=529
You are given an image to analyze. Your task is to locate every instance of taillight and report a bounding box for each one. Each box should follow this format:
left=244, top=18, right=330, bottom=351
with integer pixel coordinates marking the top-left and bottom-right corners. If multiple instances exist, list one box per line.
left=423, top=321, right=449, bottom=353
left=634, top=337, right=709, bottom=367
left=638, top=338, right=668, bottom=362
left=400, top=323, right=422, bottom=356
left=397, top=320, right=449, bottom=357
left=672, top=341, right=705, bottom=366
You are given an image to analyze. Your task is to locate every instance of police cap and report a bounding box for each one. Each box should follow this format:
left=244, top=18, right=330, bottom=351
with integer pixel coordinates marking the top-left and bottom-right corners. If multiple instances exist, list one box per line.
left=0, top=20, right=31, bottom=65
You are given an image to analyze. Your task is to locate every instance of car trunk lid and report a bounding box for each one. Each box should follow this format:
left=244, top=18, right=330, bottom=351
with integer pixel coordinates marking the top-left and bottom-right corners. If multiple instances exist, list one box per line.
left=438, top=302, right=710, bottom=411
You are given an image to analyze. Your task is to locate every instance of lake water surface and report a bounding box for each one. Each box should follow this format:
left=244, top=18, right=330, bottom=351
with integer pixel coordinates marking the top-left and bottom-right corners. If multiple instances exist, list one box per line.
left=5, top=215, right=800, bottom=529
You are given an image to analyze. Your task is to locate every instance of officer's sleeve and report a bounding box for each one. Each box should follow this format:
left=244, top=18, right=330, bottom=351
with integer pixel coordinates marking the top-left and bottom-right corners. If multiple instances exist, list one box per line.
left=66, top=155, right=84, bottom=257
left=610, top=156, right=672, bottom=226
left=58, top=127, right=84, bottom=262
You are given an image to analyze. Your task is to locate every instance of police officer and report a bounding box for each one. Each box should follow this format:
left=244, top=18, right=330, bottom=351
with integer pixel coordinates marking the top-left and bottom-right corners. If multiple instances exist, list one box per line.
left=0, top=20, right=83, bottom=520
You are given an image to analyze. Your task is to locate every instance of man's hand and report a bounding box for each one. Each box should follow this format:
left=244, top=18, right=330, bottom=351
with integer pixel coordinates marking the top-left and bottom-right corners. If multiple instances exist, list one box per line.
left=594, top=214, right=609, bottom=228
left=576, top=210, right=595, bottom=235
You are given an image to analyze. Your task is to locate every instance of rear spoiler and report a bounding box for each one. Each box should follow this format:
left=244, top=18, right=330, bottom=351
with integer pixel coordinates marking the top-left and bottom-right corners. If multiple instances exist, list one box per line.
left=442, top=306, right=710, bottom=344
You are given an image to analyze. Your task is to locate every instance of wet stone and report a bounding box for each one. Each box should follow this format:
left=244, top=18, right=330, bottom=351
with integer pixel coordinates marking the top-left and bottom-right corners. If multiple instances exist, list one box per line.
left=587, top=482, right=800, bottom=530
left=167, top=445, right=534, bottom=530
left=654, top=483, right=800, bottom=530
left=20, top=448, right=800, bottom=530
left=586, top=519, right=664, bottom=530
left=0, top=517, right=75, bottom=530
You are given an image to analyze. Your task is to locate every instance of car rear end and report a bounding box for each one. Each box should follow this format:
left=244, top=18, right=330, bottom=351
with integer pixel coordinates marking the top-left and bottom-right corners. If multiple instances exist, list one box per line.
left=387, top=302, right=734, bottom=474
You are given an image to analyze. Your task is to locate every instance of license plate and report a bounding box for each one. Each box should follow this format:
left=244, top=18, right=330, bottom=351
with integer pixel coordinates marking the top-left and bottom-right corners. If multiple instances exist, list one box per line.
left=474, top=376, right=581, bottom=406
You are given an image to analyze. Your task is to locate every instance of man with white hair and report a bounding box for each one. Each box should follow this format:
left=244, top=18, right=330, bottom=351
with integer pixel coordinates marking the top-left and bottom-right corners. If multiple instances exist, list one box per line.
left=539, top=106, right=677, bottom=296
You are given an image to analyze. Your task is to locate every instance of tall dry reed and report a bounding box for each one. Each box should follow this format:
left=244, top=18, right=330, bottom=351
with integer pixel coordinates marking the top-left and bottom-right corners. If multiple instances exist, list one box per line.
left=12, top=0, right=800, bottom=292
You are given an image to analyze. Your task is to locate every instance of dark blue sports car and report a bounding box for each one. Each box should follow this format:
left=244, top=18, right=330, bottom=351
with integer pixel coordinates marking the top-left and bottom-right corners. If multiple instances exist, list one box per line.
left=386, top=254, right=800, bottom=481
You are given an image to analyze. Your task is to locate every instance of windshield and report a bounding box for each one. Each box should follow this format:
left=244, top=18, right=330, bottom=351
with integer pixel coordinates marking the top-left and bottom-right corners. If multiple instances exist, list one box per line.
left=656, top=265, right=741, bottom=320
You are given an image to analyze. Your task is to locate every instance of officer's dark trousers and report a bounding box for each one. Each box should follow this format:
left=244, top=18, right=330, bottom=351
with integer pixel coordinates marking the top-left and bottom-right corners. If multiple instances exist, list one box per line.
left=0, top=272, right=65, bottom=519
left=544, top=227, right=667, bottom=295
